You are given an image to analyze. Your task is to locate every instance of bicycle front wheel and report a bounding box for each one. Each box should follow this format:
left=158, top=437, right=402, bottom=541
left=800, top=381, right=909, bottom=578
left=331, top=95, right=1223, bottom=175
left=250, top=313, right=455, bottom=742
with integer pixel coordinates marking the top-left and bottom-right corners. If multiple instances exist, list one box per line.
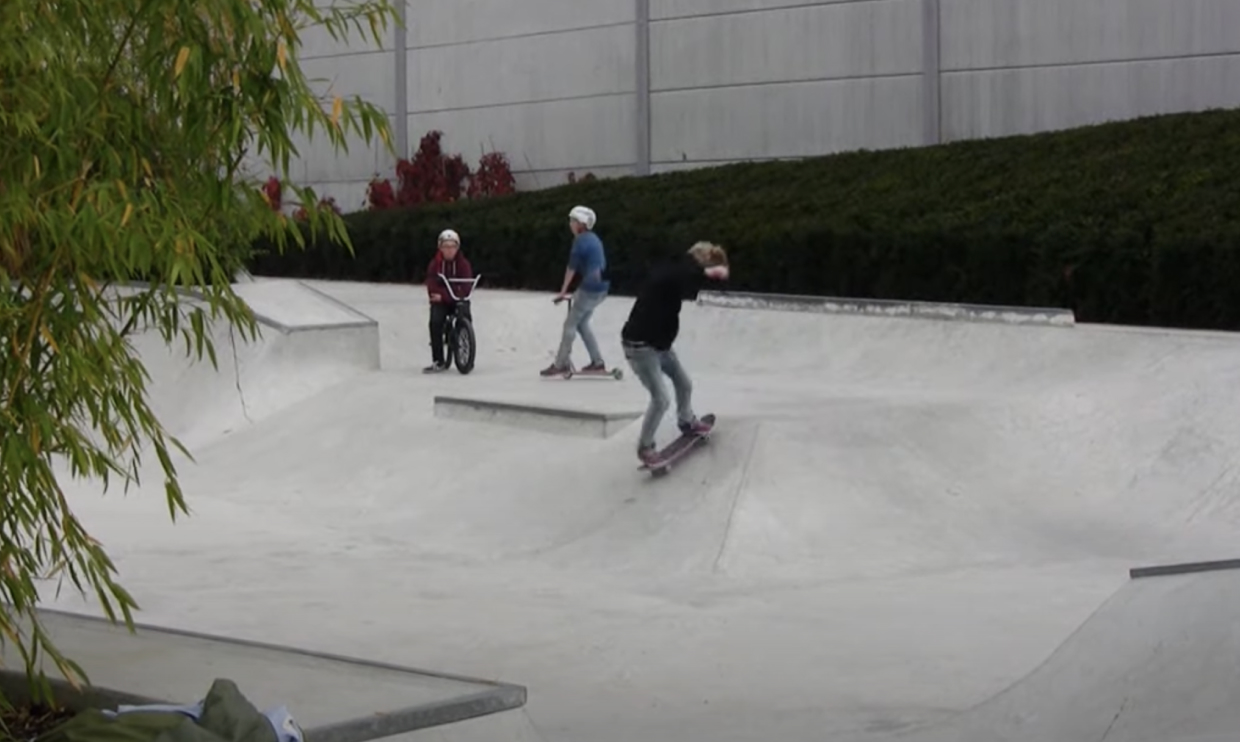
left=452, top=317, right=476, bottom=374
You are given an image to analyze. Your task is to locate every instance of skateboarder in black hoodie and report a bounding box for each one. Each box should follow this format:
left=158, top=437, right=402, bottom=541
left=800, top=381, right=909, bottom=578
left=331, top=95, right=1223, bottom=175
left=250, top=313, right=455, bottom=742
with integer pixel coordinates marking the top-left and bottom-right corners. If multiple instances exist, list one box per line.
left=621, top=241, right=730, bottom=465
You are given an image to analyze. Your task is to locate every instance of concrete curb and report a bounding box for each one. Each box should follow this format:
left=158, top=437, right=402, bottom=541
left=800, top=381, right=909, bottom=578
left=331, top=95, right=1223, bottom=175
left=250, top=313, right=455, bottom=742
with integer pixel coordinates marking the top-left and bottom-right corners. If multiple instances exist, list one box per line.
left=697, top=290, right=1076, bottom=327
left=5, top=608, right=526, bottom=742
left=433, top=395, right=641, bottom=439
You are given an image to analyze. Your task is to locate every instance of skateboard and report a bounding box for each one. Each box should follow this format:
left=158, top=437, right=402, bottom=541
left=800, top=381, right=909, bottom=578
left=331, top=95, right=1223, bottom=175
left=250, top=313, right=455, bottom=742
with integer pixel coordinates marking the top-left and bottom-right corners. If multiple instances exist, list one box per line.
left=639, top=413, right=716, bottom=477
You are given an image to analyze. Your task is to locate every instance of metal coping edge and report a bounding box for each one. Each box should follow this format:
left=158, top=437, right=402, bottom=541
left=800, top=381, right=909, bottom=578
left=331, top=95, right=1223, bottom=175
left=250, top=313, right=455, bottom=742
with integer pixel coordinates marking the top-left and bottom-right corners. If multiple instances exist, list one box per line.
left=433, top=395, right=642, bottom=422
left=1128, top=558, right=1240, bottom=580
left=305, top=687, right=528, bottom=742
left=696, top=290, right=1076, bottom=327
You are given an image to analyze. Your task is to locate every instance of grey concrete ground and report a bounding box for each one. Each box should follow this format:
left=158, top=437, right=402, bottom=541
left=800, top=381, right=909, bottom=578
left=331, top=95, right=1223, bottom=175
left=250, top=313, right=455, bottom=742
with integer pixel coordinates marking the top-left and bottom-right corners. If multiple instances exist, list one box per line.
left=45, top=278, right=1240, bottom=741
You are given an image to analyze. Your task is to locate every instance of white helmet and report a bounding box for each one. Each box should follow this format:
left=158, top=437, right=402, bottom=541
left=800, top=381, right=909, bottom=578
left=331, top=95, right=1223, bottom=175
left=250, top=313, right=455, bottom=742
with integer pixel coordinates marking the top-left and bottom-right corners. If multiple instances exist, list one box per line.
left=438, top=228, right=460, bottom=245
left=568, top=206, right=596, bottom=230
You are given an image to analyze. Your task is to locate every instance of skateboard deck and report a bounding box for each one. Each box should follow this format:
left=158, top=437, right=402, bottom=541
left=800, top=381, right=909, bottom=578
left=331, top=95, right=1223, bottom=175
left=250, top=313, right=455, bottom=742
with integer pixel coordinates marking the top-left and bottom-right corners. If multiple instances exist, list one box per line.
left=639, top=413, right=716, bottom=477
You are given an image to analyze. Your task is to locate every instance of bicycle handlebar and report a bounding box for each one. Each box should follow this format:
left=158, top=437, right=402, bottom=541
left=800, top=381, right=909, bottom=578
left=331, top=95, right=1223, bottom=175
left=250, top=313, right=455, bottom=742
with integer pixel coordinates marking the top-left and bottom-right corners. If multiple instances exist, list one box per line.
left=437, top=273, right=481, bottom=303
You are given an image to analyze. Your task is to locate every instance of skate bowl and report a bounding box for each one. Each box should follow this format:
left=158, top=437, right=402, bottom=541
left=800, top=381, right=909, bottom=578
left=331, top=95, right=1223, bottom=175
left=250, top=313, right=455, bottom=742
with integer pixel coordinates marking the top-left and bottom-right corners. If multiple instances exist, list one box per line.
left=432, top=394, right=642, bottom=439
left=50, top=277, right=1240, bottom=742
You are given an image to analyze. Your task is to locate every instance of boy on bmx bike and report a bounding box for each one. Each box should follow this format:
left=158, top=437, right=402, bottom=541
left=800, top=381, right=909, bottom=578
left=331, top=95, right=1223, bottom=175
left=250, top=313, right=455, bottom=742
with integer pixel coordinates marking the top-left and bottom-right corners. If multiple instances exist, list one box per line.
left=424, top=229, right=479, bottom=373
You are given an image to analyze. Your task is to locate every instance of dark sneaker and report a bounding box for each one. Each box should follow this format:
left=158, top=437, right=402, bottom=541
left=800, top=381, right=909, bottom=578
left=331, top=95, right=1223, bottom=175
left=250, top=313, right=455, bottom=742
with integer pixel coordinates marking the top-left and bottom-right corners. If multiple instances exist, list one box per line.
left=540, top=363, right=570, bottom=377
left=638, top=445, right=662, bottom=466
left=582, top=361, right=606, bottom=372
left=423, top=361, right=448, bottom=373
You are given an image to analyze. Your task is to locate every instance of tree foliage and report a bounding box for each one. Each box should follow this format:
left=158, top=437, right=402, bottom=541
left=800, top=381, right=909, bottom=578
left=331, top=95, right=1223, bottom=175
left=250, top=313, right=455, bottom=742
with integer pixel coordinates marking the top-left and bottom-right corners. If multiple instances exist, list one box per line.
left=0, top=0, right=395, bottom=705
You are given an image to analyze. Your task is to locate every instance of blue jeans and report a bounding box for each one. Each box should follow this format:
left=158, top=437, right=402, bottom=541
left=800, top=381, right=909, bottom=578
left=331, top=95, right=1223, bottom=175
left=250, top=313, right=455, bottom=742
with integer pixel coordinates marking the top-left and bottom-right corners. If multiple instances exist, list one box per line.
left=623, top=341, right=694, bottom=451
left=555, top=289, right=607, bottom=367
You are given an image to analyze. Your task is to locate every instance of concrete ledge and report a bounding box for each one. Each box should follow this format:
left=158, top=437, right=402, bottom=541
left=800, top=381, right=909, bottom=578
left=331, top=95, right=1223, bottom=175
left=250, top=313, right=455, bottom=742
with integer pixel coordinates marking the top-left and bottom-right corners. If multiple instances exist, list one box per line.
left=433, top=395, right=641, bottom=439
left=697, top=290, right=1076, bottom=327
left=1129, top=558, right=1240, bottom=579
left=2, top=609, right=526, bottom=742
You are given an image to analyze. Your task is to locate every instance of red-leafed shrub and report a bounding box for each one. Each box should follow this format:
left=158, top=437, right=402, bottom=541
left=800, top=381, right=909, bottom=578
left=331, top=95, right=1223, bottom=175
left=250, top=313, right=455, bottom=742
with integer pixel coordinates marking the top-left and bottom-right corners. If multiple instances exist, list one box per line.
left=330, top=131, right=518, bottom=212
left=467, top=151, right=516, bottom=199
left=367, top=177, right=396, bottom=210
left=396, top=130, right=470, bottom=206
left=262, top=176, right=282, bottom=210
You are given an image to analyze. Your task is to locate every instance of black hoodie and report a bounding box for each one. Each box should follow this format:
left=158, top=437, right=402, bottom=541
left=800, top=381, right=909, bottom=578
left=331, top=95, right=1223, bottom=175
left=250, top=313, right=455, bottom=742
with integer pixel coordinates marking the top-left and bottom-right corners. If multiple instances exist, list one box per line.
left=621, top=255, right=707, bottom=350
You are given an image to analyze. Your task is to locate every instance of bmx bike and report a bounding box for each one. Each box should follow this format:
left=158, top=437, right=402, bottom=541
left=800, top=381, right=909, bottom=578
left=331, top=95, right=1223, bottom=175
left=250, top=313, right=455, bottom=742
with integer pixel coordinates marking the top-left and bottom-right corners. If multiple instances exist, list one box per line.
left=436, top=273, right=481, bottom=374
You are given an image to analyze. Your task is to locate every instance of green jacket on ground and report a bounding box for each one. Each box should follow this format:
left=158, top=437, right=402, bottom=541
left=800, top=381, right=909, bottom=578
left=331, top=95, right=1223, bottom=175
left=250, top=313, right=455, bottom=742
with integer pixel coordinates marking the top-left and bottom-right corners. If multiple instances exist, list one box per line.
left=37, top=680, right=286, bottom=742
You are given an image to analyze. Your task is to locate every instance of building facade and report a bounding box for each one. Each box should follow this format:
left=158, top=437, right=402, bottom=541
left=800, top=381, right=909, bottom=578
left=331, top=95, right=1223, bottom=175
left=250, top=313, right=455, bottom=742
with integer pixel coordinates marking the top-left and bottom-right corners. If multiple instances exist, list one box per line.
left=274, top=0, right=1240, bottom=210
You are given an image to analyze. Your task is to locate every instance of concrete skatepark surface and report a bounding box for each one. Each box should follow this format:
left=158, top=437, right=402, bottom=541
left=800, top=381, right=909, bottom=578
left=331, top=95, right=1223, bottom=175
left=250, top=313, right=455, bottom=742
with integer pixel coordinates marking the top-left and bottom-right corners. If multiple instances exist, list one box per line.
left=45, top=276, right=1240, bottom=741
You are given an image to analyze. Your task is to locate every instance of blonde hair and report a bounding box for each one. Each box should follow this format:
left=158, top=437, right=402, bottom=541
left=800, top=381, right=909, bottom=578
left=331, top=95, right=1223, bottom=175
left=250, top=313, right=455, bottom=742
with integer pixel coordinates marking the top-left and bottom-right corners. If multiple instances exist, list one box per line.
left=687, top=241, right=728, bottom=267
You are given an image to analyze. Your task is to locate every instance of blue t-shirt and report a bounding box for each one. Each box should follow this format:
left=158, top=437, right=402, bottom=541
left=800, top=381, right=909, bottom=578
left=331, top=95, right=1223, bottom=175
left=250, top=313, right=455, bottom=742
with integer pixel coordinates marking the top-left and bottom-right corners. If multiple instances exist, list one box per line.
left=569, top=231, right=610, bottom=293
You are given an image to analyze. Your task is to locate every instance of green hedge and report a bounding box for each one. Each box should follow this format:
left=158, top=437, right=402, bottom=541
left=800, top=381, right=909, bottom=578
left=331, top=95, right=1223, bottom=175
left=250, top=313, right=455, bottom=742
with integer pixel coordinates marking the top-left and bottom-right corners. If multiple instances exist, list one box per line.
left=249, top=108, right=1240, bottom=330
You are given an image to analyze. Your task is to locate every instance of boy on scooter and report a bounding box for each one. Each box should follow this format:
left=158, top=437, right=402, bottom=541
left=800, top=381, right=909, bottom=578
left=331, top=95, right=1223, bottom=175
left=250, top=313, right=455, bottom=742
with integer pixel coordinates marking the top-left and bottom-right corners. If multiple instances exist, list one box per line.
left=541, top=205, right=610, bottom=376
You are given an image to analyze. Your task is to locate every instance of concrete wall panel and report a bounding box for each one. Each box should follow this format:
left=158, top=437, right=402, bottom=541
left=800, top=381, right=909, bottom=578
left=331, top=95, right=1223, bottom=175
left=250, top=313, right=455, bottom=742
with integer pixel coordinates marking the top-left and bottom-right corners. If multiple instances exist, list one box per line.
left=283, top=0, right=1240, bottom=200
left=408, top=94, right=636, bottom=172
left=300, top=110, right=396, bottom=185
left=408, top=24, right=634, bottom=112
left=406, top=0, right=633, bottom=47
left=652, top=77, right=922, bottom=162
left=650, top=0, right=922, bottom=90
left=942, top=0, right=1240, bottom=71
left=301, top=53, right=396, bottom=114
left=652, top=0, right=863, bottom=22
left=942, top=54, right=1240, bottom=140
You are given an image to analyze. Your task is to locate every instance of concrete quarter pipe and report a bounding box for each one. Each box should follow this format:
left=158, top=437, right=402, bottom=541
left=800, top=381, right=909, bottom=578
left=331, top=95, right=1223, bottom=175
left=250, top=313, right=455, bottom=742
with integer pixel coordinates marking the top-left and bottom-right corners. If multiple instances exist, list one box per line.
left=894, top=564, right=1240, bottom=742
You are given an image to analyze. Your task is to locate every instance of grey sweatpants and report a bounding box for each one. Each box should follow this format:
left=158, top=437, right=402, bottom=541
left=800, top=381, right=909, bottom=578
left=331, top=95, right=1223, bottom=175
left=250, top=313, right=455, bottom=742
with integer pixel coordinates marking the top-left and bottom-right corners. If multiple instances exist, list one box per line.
left=555, top=289, right=607, bottom=367
left=623, top=341, right=695, bottom=451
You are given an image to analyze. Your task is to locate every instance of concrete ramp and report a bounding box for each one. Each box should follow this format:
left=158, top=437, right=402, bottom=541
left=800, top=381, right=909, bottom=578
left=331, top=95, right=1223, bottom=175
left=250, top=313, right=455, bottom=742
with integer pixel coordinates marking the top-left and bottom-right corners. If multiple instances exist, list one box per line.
left=433, top=394, right=641, bottom=439
left=534, top=418, right=762, bottom=576
left=231, top=279, right=377, bottom=331
left=895, top=566, right=1240, bottom=742
left=128, top=280, right=379, bottom=450
left=153, top=369, right=759, bottom=576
